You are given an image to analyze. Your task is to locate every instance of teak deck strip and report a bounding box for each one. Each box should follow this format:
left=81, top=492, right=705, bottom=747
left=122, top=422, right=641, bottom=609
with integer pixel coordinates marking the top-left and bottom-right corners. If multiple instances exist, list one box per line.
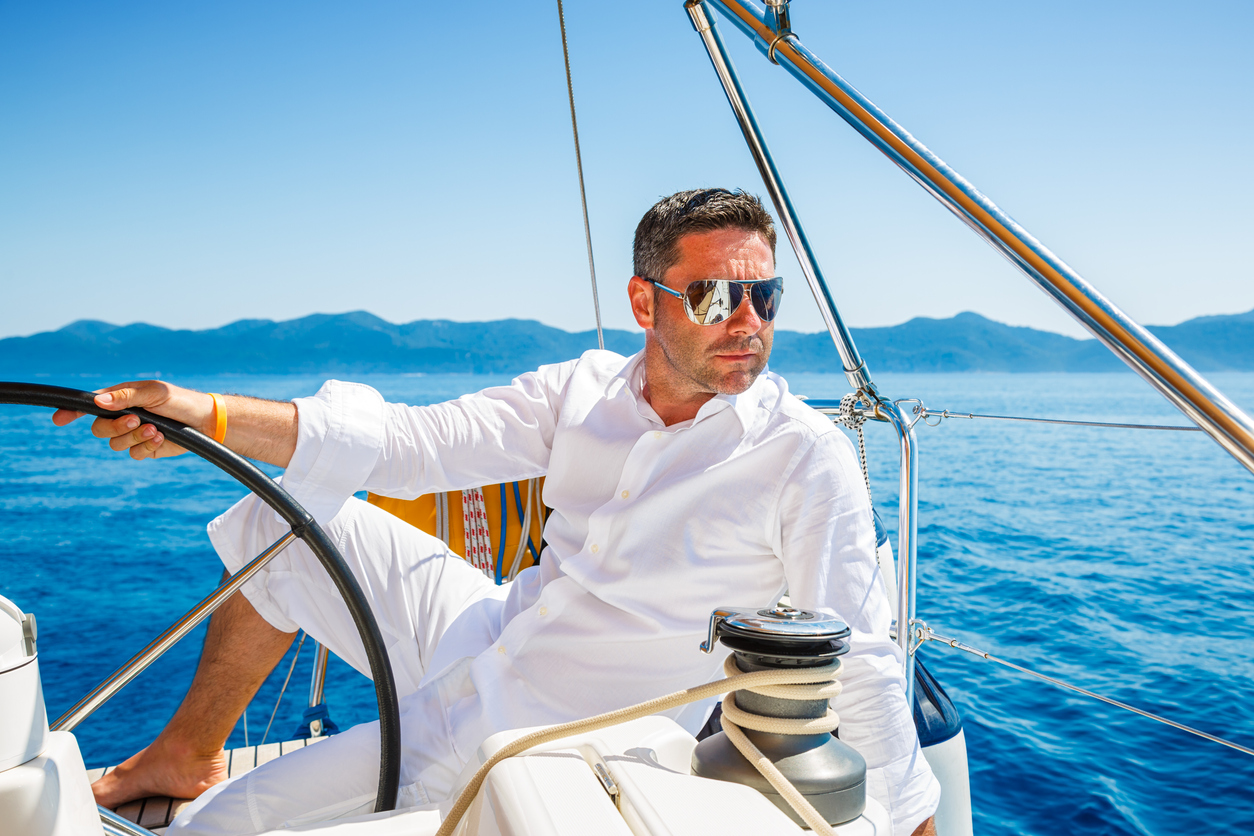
left=88, top=737, right=325, bottom=833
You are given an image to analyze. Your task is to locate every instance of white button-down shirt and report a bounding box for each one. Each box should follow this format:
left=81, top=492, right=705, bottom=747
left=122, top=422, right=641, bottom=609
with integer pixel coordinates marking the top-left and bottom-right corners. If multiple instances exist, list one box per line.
left=283, top=349, right=938, bottom=828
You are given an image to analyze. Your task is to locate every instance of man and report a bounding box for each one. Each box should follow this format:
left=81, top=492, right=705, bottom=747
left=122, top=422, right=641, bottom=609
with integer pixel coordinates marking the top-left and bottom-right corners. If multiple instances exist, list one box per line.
left=56, top=188, right=939, bottom=834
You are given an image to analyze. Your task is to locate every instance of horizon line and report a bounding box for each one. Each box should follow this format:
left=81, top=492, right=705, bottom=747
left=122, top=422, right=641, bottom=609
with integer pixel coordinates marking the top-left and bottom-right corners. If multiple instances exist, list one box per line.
left=5, top=305, right=1251, bottom=343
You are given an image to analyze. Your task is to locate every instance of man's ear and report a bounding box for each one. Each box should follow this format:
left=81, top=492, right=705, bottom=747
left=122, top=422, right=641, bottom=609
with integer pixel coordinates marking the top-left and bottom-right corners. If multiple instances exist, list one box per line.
left=628, top=276, right=655, bottom=330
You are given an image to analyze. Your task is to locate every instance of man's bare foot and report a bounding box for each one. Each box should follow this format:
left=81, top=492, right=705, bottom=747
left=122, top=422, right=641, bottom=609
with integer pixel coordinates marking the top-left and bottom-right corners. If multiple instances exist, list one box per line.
left=92, top=740, right=229, bottom=809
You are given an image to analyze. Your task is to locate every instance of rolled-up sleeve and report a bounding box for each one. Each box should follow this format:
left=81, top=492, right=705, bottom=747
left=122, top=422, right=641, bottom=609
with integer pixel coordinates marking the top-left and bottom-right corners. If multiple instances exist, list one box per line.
left=282, top=380, right=387, bottom=524
left=280, top=361, right=575, bottom=524
left=774, top=429, right=940, bottom=834
left=363, top=361, right=571, bottom=499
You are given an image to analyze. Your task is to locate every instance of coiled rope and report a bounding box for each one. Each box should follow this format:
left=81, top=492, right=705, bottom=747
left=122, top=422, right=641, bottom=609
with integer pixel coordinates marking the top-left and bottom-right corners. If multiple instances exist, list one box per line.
left=834, top=392, right=875, bottom=509
left=434, top=657, right=845, bottom=836
left=717, top=656, right=844, bottom=834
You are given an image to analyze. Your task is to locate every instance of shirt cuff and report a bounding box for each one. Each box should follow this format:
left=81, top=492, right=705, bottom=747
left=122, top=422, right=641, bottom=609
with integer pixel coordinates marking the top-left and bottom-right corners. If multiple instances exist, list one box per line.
left=282, top=379, right=387, bottom=524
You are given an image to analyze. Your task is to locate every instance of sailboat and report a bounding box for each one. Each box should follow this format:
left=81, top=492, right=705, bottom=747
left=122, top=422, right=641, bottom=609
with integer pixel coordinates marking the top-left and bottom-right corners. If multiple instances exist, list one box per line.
left=1, top=1, right=1251, bottom=834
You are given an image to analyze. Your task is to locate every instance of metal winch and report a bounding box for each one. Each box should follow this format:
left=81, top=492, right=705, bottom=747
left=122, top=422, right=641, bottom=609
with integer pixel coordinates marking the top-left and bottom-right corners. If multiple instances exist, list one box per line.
left=691, top=605, right=867, bottom=826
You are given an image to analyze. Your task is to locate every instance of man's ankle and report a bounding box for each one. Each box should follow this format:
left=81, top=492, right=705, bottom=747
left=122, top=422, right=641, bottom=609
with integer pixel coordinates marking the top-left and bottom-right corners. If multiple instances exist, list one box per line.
left=148, top=732, right=225, bottom=763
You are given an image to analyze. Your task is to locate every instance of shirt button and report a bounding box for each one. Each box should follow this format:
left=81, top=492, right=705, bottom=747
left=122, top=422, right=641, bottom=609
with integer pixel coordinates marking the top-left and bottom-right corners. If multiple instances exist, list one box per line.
left=497, top=645, right=507, bottom=655
left=620, top=490, right=629, bottom=499
left=539, top=606, right=548, bottom=616
left=590, top=544, right=600, bottom=554
left=653, top=432, right=662, bottom=439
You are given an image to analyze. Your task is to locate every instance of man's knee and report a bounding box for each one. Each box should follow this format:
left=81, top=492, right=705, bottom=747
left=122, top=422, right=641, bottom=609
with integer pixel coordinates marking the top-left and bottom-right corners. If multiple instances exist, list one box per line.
left=910, top=816, right=937, bottom=836
left=202, top=589, right=297, bottom=665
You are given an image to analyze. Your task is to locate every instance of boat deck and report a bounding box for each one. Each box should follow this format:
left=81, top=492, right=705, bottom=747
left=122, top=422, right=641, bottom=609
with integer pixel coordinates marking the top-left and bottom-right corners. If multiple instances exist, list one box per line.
left=88, top=737, right=326, bottom=833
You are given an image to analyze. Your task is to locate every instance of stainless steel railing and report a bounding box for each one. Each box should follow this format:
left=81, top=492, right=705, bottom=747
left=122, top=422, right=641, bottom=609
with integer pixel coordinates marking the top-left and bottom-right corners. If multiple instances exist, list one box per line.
left=52, top=532, right=297, bottom=733
left=687, top=0, right=924, bottom=698
left=700, top=0, right=1254, bottom=476
left=686, top=0, right=872, bottom=395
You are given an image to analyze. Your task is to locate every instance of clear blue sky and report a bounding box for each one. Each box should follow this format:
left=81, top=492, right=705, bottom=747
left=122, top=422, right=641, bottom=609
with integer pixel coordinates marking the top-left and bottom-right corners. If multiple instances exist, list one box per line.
left=2, top=1, right=1251, bottom=340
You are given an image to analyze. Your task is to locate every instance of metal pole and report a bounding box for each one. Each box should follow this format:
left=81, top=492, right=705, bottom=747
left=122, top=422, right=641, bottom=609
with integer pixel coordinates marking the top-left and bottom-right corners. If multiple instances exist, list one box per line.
left=687, top=0, right=920, bottom=691
left=703, top=0, right=1254, bottom=476
left=307, top=641, right=330, bottom=736
left=309, top=641, right=329, bottom=707
left=100, top=805, right=160, bottom=836
left=53, top=532, right=297, bottom=732
left=686, top=0, right=873, bottom=393
left=879, top=402, right=919, bottom=699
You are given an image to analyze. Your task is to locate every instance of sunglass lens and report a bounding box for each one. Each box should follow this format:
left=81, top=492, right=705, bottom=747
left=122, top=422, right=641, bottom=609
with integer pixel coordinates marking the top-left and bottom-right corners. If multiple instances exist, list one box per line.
left=684, top=280, right=743, bottom=325
left=750, top=278, right=782, bottom=322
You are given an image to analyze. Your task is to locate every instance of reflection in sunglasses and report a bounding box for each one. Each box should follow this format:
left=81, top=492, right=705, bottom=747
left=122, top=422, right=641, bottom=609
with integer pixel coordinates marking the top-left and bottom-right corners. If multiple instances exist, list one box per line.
left=689, top=282, right=736, bottom=324
left=645, top=277, right=783, bottom=327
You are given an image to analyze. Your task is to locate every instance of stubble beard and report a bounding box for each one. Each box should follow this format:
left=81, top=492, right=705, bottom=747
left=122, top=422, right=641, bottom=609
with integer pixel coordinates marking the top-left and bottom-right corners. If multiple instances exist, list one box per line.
left=652, top=307, right=771, bottom=396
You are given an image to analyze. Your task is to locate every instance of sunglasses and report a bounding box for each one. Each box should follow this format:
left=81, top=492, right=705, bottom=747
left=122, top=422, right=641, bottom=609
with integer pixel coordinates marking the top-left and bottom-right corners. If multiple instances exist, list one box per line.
left=644, top=277, right=784, bottom=326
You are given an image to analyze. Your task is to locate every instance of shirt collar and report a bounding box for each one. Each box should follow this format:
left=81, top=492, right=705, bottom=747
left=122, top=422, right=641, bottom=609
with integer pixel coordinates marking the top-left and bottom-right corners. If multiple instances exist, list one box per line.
left=718, top=370, right=771, bottom=438
left=607, top=350, right=767, bottom=438
left=605, top=350, right=645, bottom=401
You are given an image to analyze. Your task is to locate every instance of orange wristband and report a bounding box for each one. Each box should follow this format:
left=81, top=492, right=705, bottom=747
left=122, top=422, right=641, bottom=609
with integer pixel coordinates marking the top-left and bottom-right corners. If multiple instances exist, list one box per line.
left=208, top=393, right=228, bottom=443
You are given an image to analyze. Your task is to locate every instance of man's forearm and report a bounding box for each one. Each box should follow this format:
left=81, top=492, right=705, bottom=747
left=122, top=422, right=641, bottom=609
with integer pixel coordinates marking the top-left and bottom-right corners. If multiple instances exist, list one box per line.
left=215, top=394, right=299, bottom=468
left=53, top=380, right=300, bottom=468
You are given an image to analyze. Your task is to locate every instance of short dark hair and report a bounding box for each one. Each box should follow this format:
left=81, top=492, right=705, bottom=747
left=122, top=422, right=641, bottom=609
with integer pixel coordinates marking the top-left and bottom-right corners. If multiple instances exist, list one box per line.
left=633, top=188, right=777, bottom=282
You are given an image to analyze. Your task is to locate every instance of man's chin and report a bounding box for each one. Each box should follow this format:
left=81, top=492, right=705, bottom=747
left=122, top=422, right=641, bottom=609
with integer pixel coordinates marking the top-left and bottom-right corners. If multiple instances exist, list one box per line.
left=709, top=367, right=765, bottom=395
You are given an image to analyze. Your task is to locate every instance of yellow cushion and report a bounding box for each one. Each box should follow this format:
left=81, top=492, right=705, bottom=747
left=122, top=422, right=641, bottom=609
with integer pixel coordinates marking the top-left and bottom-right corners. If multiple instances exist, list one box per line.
left=368, top=479, right=546, bottom=582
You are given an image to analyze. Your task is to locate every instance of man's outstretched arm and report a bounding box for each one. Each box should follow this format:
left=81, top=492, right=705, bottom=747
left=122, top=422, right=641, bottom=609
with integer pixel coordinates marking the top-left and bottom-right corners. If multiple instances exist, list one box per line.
left=52, top=380, right=298, bottom=467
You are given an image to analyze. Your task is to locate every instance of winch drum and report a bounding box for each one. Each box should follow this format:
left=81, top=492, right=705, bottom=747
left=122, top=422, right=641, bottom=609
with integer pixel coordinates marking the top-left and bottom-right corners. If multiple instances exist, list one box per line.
left=690, top=606, right=868, bottom=827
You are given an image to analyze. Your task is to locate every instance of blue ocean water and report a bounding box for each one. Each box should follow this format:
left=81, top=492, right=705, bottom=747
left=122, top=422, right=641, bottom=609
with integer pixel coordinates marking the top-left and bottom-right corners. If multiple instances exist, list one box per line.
left=1, top=370, right=1251, bottom=834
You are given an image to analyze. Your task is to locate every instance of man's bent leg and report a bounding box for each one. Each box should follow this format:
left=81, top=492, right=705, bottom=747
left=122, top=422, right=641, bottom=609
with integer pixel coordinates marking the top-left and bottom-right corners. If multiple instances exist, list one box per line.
left=92, top=590, right=297, bottom=808
left=103, top=492, right=502, bottom=825
left=206, top=493, right=506, bottom=696
left=168, top=721, right=390, bottom=835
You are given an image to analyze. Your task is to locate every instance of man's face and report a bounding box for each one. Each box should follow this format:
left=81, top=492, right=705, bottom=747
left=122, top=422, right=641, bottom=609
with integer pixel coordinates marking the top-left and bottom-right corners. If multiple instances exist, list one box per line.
left=643, top=227, right=776, bottom=396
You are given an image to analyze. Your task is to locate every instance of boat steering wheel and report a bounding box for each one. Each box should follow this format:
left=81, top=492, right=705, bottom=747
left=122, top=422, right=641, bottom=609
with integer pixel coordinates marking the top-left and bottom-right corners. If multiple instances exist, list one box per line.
left=0, top=382, right=401, bottom=813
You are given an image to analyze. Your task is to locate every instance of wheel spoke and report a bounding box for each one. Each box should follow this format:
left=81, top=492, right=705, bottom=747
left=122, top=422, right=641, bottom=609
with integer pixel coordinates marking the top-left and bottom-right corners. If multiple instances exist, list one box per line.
left=52, top=531, right=298, bottom=732
left=99, top=804, right=160, bottom=835
left=4, top=382, right=400, bottom=811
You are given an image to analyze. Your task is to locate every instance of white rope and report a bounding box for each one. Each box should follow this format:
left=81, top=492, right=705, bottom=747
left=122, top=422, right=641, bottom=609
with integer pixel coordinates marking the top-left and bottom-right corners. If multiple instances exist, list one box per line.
left=461, top=487, right=494, bottom=577
left=434, top=656, right=844, bottom=836
left=717, top=656, right=842, bottom=835
left=507, top=479, right=537, bottom=582
left=719, top=655, right=841, bottom=735
left=435, top=492, right=450, bottom=546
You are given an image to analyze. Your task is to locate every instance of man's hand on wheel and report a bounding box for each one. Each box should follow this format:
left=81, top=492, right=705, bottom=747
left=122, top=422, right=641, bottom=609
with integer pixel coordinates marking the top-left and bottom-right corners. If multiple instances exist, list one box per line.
left=51, top=380, right=214, bottom=460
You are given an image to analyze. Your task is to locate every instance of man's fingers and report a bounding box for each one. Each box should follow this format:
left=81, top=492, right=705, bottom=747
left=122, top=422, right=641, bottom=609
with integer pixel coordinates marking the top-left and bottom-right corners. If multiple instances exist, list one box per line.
left=92, top=413, right=143, bottom=440
left=93, top=414, right=180, bottom=459
left=94, top=387, right=140, bottom=412
left=51, top=408, right=85, bottom=426
left=128, top=432, right=166, bottom=460
left=93, top=380, right=173, bottom=412
left=51, top=379, right=195, bottom=461
left=108, top=423, right=161, bottom=453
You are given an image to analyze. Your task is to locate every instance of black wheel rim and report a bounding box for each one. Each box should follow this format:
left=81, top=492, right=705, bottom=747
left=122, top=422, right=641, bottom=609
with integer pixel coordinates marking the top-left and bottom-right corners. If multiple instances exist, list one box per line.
left=0, top=381, right=402, bottom=813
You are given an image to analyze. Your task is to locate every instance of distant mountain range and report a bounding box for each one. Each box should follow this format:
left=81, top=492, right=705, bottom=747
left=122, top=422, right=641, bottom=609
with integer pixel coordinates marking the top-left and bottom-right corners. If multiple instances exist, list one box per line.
left=1, top=309, right=1251, bottom=377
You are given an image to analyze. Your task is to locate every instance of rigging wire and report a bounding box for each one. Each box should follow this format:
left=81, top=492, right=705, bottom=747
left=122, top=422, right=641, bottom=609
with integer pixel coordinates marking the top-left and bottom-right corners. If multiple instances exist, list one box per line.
left=261, top=631, right=307, bottom=746
left=556, top=0, right=604, bottom=350
left=922, top=626, right=1254, bottom=758
left=916, top=408, right=1201, bottom=432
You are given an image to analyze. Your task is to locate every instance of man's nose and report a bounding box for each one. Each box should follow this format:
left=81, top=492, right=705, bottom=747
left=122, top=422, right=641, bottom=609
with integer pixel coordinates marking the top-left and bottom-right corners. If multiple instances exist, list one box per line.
left=726, top=289, right=764, bottom=335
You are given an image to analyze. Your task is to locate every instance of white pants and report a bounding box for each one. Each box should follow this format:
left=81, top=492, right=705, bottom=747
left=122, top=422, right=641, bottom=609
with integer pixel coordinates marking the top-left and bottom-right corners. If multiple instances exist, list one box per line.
left=170, top=494, right=507, bottom=834
left=170, top=493, right=938, bottom=835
